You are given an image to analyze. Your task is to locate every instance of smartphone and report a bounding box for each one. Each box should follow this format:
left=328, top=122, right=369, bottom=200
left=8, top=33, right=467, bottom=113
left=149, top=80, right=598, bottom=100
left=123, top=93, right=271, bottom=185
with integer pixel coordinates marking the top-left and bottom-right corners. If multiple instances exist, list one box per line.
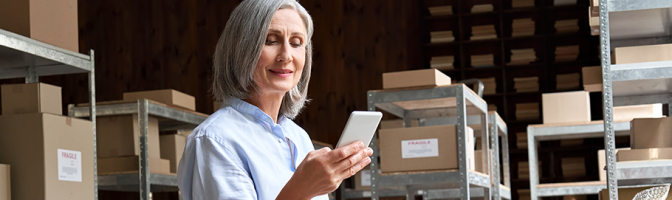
left=335, top=111, right=383, bottom=149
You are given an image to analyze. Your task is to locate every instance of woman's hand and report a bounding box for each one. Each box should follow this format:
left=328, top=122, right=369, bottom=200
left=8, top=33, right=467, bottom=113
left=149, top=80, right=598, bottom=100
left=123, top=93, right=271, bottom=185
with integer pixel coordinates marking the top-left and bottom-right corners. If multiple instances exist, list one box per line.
left=277, top=141, right=373, bottom=200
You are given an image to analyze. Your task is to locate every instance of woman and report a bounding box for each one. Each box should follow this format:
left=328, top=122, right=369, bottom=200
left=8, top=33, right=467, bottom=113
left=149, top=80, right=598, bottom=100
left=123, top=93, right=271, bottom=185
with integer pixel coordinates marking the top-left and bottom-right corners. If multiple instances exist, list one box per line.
left=177, top=0, right=373, bottom=199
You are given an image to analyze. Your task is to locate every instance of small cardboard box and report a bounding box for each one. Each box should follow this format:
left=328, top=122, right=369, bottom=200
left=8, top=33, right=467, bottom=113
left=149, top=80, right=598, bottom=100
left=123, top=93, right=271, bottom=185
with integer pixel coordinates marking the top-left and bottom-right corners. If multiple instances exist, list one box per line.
left=97, top=114, right=161, bottom=158
left=123, top=89, right=196, bottom=111
left=617, top=148, right=672, bottom=162
left=597, top=148, right=629, bottom=181
left=630, top=117, right=672, bottom=149
left=97, top=156, right=170, bottom=174
left=613, top=43, right=672, bottom=64
left=0, top=113, right=94, bottom=200
left=160, top=134, right=186, bottom=173
left=1, top=83, right=62, bottom=116
left=542, top=91, right=591, bottom=124
left=354, top=165, right=375, bottom=190
left=613, top=104, right=662, bottom=122
left=0, top=164, right=9, bottom=200
left=474, top=150, right=492, bottom=174
left=561, top=157, right=586, bottom=178
left=582, top=66, right=602, bottom=92
left=599, top=186, right=672, bottom=200
left=382, top=69, right=451, bottom=89
left=379, top=125, right=474, bottom=173
left=0, top=0, right=78, bottom=52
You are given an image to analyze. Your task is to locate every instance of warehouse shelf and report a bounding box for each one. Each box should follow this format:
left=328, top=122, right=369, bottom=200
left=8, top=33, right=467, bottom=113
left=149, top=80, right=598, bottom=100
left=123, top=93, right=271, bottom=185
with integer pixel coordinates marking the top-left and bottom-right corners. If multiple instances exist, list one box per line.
left=0, top=28, right=98, bottom=199
left=536, top=181, right=607, bottom=197
left=341, top=188, right=406, bottom=199
left=610, top=60, right=672, bottom=99
left=366, top=84, right=509, bottom=200
left=615, top=160, right=672, bottom=186
left=424, top=185, right=512, bottom=200
left=70, top=99, right=208, bottom=200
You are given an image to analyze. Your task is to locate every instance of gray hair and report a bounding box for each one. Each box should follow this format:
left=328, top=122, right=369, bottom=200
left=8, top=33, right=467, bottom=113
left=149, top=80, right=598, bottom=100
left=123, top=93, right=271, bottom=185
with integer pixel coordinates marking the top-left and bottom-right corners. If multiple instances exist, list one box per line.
left=211, top=0, right=314, bottom=119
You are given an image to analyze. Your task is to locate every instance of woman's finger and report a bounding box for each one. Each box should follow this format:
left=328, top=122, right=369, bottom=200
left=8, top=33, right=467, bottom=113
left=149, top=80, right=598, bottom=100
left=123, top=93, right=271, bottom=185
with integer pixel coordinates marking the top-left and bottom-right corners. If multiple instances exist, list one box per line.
left=327, top=141, right=364, bottom=163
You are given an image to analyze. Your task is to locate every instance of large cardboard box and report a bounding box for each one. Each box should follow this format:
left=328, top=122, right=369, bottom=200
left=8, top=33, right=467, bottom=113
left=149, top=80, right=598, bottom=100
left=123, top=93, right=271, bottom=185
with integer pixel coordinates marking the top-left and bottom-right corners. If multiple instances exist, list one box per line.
left=0, top=164, right=8, bottom=200
left=630, top=117, right=672, bottom=149
left=582, top=66, right=602, bottom=92
left=382, top=69, right=451, bottom=89
left=379, top=119, right=419, bottom=129
left=0, top=113, right=94, bottom=200
left=379, top=125, right=474, bottom=173
left=97, top=156, right=170, bottom=174
left=597, top=148, right=629, bottom=181
left=613, top=104, right=662, bottom=122
left=123, top=89, right=196, bottom=111
left=613, top=43, right=672, bottom=64
left=599, top=186, right=672, bottom=200
left=160, top=134, right=186, bottom=173
left=1, top=83, right=62, bottom=116
left=353, top=165, right=376, bottom=190
left=542, top=91, right=591, bottom=124
left=0, top=0, right=78, bottom=52
left=97, top=114, right=161, bottom=158
left=617, top=148, right=672, bottom=162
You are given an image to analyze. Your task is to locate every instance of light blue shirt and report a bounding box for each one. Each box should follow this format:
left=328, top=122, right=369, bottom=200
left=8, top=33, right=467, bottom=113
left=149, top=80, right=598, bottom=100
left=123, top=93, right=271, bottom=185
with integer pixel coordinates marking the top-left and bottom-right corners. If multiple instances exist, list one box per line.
left=177, top=98, right=329, bottom=200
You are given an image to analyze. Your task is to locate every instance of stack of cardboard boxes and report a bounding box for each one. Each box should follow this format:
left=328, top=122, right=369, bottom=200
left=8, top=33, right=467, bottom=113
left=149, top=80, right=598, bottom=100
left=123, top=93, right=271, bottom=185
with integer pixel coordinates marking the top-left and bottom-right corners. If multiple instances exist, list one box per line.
left=471, top=54, right=495, bottom=68
left=512, top=0, right=534, bottom=8
left=0, top=0, right=79, bottom=52
left=471, top=4, right=493, bottom=13
left=512, top=18, right=535, bottom=37
left=480, top=77, right=497, bottom=95
left=516, top=102, right=540, bottom=121
left=617, top=117, right=672, bottom=161
left=430, top=55, right=455, bottom=70
left=509, top=48, right=537, bottom=65
left=430, top=31, right=455, bottom=43
left=556, top=73, right=581, bottom=90
left=471, top=24, right=497, bottom=41
left=0, top=83, right=94, bottom=200
left=555, top=45, right=580, bottom=62
left=554, top=19, right=579, bottom=33
left=514, top=77, right=539, bottom=92
left=428, top=5, right=452, bottom=16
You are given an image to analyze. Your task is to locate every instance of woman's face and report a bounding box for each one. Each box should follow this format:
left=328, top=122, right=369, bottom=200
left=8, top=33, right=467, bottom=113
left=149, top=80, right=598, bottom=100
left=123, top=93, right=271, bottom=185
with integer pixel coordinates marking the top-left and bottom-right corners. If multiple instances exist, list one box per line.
left=253, top=9, right=307, bottom=96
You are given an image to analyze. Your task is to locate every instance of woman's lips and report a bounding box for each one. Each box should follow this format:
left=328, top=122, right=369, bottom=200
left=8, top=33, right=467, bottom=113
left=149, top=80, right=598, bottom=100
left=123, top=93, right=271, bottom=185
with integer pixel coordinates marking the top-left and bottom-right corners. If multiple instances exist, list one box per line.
left=269, top=69, right=293, bottom=78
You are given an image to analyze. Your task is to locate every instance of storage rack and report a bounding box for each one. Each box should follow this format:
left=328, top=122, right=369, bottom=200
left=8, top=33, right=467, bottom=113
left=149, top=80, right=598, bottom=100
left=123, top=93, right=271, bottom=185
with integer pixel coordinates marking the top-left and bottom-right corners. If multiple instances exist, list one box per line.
left=341, top=112, right=511, bottom=200
left=0, top=28, right=97, bottom=198
left=365, top=84, right=508, bottom=200
left=69, top=99, right=208, bottom=200
left=597, top=0, right=672, bottom=199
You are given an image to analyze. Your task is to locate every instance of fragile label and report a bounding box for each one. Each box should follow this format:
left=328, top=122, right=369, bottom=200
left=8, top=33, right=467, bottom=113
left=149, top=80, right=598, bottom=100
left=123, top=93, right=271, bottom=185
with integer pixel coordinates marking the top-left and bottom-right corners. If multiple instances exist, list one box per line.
left=57, top=149, right=82, bottom=182
left=401, top=138, right=439, bottom=158
left=361, top=170, right=371, bottom=186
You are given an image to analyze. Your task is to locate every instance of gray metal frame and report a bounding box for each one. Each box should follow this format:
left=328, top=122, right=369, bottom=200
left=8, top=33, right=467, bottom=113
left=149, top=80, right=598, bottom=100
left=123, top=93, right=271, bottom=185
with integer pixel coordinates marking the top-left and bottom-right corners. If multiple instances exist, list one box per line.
left=363, top=84, right=503, bottom=200
left=70, top=100, right=208, bottom=200
left=0, top=28, right=97, bottom=199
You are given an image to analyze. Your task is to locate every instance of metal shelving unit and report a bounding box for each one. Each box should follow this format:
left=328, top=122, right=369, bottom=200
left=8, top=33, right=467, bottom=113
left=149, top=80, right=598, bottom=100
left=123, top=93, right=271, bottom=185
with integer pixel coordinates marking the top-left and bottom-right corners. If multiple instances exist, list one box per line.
left=364, top=84, right=507, bottom=200
left=0, top=28, right=97, bottom=198
left=597, top=0, right=672, bottom=199
left=70, top=99, right=208, bottom=200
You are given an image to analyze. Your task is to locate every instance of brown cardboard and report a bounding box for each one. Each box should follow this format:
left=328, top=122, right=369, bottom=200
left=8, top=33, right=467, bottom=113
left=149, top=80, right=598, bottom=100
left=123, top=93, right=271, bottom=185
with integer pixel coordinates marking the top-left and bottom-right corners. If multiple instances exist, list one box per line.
left=474, top=150, right=493, bottom=174
left=561, top=157, right=586, bottom=178
left=0, top=113, right=94, bottom=200
left=613, top=104, right=662, bottom=122
left=630, top=117, right=672, bottom=149
left=1, top=83, right=62, bottom=116
left=599, top=186, right=672, bottom=200
left=97, top=114, right=161, bottom=158
left=542, top=91, right=591, bottom=124
left=613, top=44, right=672, bottom=64
left=0, top=164, right=9, bottom=200
left=617, top=148, right=672, bottom=162
left=379, top=125, right=474, bottom=173
left=0, top=0, right=78, bottom=52
left=354, top=165, right=372, bottom=190
left=597, top=148, right=629, bottom=181
left=98, top=156, right=170, bottom=174
left=379, top=119, right=419, bottom=129
left=123, top=89, right=196, bottom=111
left=382, top=69, right=451, bottom=89
left=160, top=134, right=186, bottom=173
left=582, top=66, right=602, bottom=92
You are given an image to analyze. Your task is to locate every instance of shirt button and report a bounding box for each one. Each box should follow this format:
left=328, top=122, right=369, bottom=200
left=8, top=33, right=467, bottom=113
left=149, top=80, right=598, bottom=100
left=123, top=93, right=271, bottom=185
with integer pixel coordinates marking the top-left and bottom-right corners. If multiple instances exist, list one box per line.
left=278, top=138, right=283, bottom=143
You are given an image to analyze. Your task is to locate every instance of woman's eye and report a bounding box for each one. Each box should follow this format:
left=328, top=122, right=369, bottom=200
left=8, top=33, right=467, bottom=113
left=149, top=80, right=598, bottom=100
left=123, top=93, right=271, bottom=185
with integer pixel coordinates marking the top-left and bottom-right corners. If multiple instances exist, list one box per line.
left=291, top=43, right=302, bottom=47
left=266, top=40, right=278, bottom=45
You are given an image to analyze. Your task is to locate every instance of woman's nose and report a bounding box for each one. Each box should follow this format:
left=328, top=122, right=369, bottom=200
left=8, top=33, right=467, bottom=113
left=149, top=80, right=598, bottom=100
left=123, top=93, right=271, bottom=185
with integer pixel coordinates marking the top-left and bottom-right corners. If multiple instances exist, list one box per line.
left=276, top=41, right=293, bottom=63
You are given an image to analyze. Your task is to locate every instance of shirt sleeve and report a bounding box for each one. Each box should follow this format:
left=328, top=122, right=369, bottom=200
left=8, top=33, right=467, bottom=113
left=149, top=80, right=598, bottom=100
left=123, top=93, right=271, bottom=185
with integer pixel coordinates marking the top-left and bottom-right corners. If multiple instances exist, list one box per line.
left=177, top=134, right=257, bottom=200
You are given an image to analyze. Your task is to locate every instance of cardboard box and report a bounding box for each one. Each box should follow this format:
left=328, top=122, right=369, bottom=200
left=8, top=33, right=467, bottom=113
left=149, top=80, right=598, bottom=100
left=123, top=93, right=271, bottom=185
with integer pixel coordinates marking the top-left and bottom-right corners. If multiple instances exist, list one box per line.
left=382, top=69, right=451, bottom=89
left=97, top=114, right=161, bottom=158
left=582, top=66, right=602, bottom=92
left=613, top=43, right=672, bottom=64
left=123, top=89, right=196, bottom=111
left=613, top=104, right=662, bottom=122
left=597, top=148, right=629, bottom=181
left=0, top=113, right=94, bottom=200
left=379, top=125, right=474, bottom=173
left=630, top=117, right=672, bottom=149
left=97, top=156, right=170, bottom=174
left=561, top=157, right=586, bottom=178
left=0, top=0, right=78, bottom=52
left=0, top=164, right=9, bottom=200
left=599, top=186, right=672, bottom=200
left=542, top=91, right=591, bottom=124
left=474, top=150, right=492, bottom=174
left=617, top=148, right=672, bottom=162
left=1, top=83, right=62, bottom=116
left=379, top=119, right=419, bottom=129
left=160, top=134, right=186, bottom=173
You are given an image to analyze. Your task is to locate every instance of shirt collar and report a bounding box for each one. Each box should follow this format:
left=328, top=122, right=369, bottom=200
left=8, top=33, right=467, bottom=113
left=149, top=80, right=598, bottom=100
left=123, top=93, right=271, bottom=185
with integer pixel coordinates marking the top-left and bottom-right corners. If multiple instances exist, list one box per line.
left=228, top=98, right=288, bottom=125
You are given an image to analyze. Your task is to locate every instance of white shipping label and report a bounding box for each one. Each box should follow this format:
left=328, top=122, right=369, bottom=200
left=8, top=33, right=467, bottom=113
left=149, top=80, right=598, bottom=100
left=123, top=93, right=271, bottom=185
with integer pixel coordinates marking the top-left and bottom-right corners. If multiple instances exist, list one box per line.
left=361, top=170, right=371, bottom=186
left=401, top=138, right=439, bottom=159
left=57, top=149, right=82, bottom=182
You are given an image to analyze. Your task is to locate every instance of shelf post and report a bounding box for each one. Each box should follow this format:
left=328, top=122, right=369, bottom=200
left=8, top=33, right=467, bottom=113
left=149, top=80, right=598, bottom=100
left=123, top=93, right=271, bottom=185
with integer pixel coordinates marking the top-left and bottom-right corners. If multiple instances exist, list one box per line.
left=598, top=0, right=619, bottom=199
left=89, top=49, right=98, bottom=200
left=138, top=99, right=151, bottom=200
left=24, top=54, right=38, bottom=83
left=527, top=127, right=539, bottom=200
left=456, top=85, right=471, bottom=200
left=367, top=91, right=379, bottom=200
